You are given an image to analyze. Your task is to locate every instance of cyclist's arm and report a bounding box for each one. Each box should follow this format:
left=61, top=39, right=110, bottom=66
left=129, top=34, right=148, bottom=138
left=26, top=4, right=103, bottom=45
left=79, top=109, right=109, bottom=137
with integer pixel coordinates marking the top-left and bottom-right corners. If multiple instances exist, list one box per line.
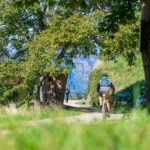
left=110, top=82, right=115, bottom=95
left=97, top=83, right=100, bottom=93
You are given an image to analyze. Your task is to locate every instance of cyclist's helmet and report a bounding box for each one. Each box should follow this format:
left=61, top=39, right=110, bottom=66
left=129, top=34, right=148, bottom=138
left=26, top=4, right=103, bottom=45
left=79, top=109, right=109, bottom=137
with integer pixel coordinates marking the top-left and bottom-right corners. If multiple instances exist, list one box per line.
left=101, top=73, right=108, bottom=77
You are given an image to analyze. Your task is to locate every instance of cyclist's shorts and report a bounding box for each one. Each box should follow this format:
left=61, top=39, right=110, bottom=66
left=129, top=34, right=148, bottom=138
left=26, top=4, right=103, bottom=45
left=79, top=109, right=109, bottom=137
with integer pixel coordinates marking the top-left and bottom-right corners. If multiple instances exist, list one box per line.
left=98, top=90, right=111, bottom=100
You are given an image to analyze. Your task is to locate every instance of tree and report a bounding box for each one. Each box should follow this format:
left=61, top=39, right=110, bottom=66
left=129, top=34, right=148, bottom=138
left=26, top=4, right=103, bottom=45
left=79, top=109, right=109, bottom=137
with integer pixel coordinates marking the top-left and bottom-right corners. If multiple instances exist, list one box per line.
left=0, top=1, right=98, bottom=105
left=58, top=0, right=140, bottom=61
left=24, top=12, right=98, bottom=103
left=1, top=0, right=147, bottom=108
left=140, top=0, right=150, bottom=111
left=100, top=12, right=140, bottom=65
left=0, top=0, right=51, bottom=104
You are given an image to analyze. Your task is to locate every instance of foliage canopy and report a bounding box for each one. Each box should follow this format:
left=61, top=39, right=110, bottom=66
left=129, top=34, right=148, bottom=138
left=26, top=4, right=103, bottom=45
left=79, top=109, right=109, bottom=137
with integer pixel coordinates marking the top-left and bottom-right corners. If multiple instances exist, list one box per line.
left=0, top=0, right=141, bottom=103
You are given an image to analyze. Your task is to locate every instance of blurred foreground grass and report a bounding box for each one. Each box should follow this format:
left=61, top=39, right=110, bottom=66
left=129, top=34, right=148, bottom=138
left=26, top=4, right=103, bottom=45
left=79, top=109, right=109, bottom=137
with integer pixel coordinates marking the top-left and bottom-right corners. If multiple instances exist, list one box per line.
left=0, top=106, right=81, bottom=129
left=0, top=108, right=150, bottom=150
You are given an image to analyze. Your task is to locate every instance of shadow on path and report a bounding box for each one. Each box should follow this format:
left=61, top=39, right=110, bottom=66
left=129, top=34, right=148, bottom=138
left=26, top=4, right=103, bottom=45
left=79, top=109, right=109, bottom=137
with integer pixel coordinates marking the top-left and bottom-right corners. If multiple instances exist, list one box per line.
left=64, top=100, right=99, bottom=113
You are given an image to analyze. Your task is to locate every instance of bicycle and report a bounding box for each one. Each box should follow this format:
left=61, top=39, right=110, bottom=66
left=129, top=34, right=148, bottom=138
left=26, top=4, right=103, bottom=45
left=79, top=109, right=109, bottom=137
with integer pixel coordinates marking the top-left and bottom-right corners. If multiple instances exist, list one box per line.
left=101, top=94, right=109, bottom=120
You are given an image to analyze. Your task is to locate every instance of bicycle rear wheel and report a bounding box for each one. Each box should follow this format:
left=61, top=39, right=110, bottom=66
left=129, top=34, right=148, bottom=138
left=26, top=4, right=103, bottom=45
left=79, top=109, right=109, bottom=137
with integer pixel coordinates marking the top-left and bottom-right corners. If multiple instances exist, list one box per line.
left=102, top=101, right=107, bottom=120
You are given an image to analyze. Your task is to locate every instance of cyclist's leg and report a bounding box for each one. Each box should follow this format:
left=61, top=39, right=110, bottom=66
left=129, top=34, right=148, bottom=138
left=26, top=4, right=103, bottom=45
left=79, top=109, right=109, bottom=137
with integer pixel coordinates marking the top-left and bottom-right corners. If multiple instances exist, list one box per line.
left=98, top=93, right=103, bottom=111
left=106, top=100, right=110, bottom=112
left=105, top=93, right=111, bottom=116
left=98, top=95, right=102, bottom=105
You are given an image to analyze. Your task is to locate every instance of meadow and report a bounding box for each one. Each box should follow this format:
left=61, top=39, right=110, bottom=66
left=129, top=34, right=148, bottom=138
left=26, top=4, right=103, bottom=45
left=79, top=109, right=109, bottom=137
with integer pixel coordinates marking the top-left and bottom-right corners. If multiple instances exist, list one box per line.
left=0, top=107, right=149, bottom=150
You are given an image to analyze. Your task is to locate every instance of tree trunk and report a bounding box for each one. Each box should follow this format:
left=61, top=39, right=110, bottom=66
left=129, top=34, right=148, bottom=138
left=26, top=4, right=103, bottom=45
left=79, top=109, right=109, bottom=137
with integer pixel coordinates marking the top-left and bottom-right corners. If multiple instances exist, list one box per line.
left=39, top=76, right=44, bottom=103
left=36, top=75, right=49, bottom=101
left=38, top=74, right=68, bottom=105
left=55, top=75, right=68, bottom=104
left=140, top=0, right=150, bottom=111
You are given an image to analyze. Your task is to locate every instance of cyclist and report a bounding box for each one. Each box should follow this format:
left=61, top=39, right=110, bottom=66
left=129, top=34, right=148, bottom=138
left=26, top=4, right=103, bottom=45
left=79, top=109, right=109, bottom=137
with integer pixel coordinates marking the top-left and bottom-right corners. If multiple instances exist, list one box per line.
left=65, top=88, right=70, bottom=103
left=97, top=74, right=115, bottom=116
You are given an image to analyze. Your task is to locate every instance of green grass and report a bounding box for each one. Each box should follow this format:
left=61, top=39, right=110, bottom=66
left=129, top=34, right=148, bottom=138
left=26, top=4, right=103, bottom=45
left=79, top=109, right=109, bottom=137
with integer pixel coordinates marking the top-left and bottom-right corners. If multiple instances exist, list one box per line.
left=0, top=109, right=149, bottom=150
left=0, top=106, right=81, bottom=129
left=88, top=55, right=144, bottom=105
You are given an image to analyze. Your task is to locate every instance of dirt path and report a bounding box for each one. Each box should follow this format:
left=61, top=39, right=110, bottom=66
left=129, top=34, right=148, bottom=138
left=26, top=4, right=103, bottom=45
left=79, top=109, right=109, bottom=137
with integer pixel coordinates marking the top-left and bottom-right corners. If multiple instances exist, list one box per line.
left=64, top=100, right=123, bottom=122
left=27, top=100, right=124, bottom=126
